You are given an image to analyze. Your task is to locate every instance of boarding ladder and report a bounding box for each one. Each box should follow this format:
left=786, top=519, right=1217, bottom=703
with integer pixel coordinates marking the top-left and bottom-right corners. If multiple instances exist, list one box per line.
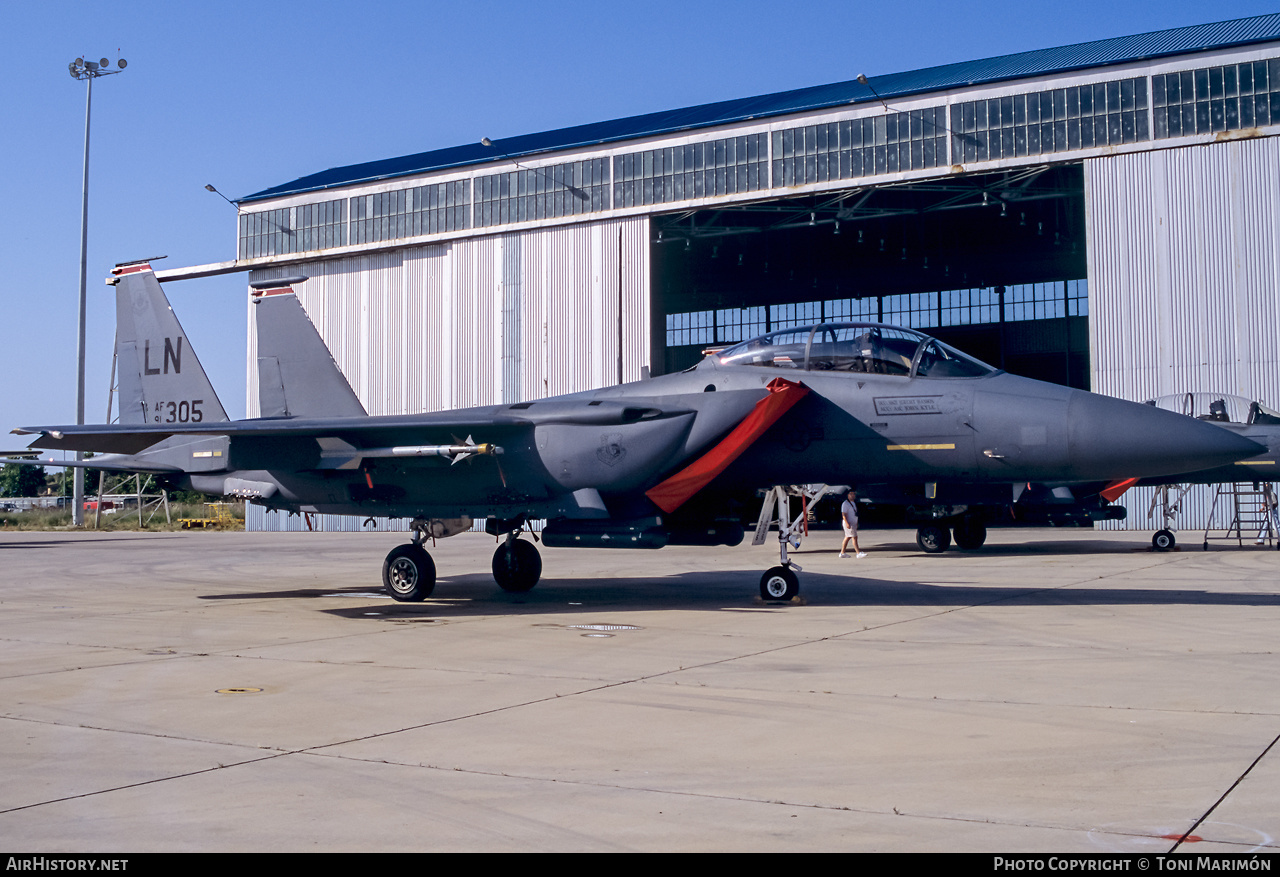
left=1202, top=482, right=1278, bottom=550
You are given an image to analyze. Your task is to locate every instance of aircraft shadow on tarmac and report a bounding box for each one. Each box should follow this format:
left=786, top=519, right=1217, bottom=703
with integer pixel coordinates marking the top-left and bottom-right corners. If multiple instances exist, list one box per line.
left=195, top=568, right=1280, bottom=619
left=797, top=537, right=1190, bottom=557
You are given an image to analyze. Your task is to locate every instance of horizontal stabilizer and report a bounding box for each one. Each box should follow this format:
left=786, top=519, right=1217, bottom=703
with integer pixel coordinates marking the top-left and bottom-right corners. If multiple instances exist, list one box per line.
left=0, top=454, right=182, bottom=474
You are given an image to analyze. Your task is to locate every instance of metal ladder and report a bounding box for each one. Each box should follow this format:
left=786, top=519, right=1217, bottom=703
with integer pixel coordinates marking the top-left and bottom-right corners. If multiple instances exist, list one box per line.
left=1202, top=482, right=1278, bottom=550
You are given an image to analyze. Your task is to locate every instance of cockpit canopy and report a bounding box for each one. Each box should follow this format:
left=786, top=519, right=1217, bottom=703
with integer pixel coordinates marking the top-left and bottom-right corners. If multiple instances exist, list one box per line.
left=715, top=322, right=994, bottom=378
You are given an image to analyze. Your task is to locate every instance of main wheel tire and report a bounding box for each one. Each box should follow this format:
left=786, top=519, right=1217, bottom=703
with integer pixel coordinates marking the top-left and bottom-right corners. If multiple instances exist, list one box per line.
left=493, top=539, right=542, bottom=593
left=759, top=565, right=799, bottom=601
left=953, top=519, right=987, bottom=550
left=916, top=525, right=951, bottom=554
left=1152, top=529, right=1176, bottom=552
left=383, top=543, right=436, bottom=601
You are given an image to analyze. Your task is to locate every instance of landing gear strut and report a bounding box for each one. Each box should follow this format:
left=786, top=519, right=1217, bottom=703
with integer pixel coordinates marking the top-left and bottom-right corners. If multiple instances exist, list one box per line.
left=492, top=530, right=542, bottom=593
left=1148, top=484, right=1188, bottom=552
left=753, top=484, right=835, bottom=601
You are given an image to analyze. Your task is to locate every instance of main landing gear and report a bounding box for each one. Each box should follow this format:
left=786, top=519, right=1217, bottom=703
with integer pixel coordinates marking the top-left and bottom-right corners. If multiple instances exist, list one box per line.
left=381, top=520, right=543, bottom=602
left=383, top=541, right=436, bottom=601
left=915, top=516, right=987, bottom=553
left=492, top=530, right=542, bottom=593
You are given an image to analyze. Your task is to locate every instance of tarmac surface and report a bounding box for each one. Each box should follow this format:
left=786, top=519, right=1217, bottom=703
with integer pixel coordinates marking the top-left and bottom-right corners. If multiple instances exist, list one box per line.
left=0, top=525, right=1277, bottom=852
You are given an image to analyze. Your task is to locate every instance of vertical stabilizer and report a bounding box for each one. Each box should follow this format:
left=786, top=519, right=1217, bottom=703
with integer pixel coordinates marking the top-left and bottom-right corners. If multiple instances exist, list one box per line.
left=112, top=263, right=229, bottom=425
left=252, top=280, right=367, bottom=418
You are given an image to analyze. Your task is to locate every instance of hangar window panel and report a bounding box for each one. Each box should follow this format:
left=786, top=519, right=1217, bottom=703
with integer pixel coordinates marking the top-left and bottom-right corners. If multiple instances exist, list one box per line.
left=824, top=297, right=880, bottom=323
left=239, top=208, right=293, bottom=259
left=409, top=180, right=471, bottom=237
left=951, top=77, right=1147, bottom=162
left=940, top=288, right=1001, bottom=327
left=770, top=107, right=946, bottom=188
left=1003, top=280, right=1087, bottom=322
left=476, top=159, right=610, bottom=227
left=615, top=135, right=767, bottom=208
left=714, top=307, right=768, bottom=344
left=1067, top=278, right=1088, bottom=317
left=1153, top=58, right=1280, bottom=138
left=665, top=310, right=715, bottom=347
left=239, top=203, right=345, bottom=260
left=881, top=292, right=939, bottom=329
left=770, top=301, right=823, bottom=330
left=294, top=199, right=347, bottom=252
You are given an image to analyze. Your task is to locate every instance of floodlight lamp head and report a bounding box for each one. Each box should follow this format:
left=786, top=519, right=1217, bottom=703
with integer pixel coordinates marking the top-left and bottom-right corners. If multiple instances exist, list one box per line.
left=857, top=74, right=869, bottom=85
left=480, top=137, right=493, bottom=147
left=117, top=58, right=127, bottom=69
left=205, top=184, right=217, bottom=192
left=99, top=58, right=109, bottom=68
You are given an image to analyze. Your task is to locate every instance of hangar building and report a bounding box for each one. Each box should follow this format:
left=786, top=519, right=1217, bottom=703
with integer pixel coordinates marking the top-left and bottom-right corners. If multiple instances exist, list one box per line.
left=164, top=14, right=1280, bottom=532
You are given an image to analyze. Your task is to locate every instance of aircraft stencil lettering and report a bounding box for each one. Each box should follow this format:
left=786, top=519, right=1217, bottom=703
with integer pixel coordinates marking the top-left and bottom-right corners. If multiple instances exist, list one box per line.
left=141, top=399, right=205, bottom=424
left=143, top=337, right=183, bottom=375
left=7, top=264, right=1266, bottom=601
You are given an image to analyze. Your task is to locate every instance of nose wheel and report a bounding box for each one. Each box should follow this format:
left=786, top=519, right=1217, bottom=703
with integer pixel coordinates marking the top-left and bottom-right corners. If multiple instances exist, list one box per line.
left=760, top=565, right=799, bottom=601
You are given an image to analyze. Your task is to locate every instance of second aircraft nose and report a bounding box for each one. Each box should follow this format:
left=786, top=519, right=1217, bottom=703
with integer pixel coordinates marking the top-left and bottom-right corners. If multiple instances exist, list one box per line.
left=1066, top=392, right=1264, bottom=481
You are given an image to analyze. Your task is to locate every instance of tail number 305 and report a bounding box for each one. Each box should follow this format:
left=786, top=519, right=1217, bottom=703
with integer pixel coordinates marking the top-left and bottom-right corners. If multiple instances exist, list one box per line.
left=145, top=400, right=204, bottom=423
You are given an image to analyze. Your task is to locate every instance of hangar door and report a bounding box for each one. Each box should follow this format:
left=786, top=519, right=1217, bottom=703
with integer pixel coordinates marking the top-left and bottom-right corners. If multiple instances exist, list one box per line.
left=651, top=164, right=1090, bottom=389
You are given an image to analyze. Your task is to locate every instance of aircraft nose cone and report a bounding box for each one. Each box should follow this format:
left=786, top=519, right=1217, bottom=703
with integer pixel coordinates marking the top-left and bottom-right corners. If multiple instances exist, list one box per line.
left=1067, top=393, right=1264, bottom=480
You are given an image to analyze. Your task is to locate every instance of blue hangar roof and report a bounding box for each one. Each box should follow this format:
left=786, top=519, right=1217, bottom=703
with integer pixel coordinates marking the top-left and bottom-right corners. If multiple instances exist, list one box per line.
left=242, top=13, right=1280, bottom=203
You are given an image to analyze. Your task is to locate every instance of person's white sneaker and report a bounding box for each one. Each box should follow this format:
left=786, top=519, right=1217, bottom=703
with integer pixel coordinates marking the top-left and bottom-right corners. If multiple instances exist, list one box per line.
left=838, top=553, right=850, bottom=558
left=856, top=551, right=867, bottom=558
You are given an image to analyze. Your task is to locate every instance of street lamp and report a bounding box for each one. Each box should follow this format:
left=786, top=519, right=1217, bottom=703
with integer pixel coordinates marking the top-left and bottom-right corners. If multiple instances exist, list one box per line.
left=480, top=136, right=590, bottom=202
left=68, top=56, right=126, bottom=526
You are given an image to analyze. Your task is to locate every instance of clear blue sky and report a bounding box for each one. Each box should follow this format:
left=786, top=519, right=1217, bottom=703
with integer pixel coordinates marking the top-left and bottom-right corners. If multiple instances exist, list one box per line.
left=2, top=0, right=1276, bottom=433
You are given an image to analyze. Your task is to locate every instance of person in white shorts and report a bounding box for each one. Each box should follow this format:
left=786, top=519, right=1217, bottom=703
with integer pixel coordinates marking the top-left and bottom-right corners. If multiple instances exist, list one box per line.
left=839, top=488, right=867, bottom=558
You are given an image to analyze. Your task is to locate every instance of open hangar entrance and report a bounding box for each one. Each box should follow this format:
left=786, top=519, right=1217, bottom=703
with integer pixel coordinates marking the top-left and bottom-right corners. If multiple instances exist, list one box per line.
left=650, top=163, right=1090, bottom=389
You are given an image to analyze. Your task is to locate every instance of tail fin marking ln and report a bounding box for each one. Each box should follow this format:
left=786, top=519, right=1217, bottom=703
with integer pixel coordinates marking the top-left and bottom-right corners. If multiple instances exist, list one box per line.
left=111, top=264, right=228, bottom=425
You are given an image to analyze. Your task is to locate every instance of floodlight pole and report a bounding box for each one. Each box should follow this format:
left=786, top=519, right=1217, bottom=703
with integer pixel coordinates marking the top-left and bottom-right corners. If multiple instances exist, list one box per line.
left=72, top=73, right=91, bottom=526
left=68, top=57, right=125, bottom=526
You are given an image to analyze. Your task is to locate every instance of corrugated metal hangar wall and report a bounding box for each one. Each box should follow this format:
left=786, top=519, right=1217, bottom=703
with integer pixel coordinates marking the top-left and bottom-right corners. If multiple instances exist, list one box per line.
left=246, top=218, right=650, bottom=531
left=1086, top=136, right=1280, bottom=532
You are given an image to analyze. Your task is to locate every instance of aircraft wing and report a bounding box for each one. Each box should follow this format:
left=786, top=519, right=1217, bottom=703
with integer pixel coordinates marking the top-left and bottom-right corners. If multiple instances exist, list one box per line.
left=13, top=398, right=693, bottom=454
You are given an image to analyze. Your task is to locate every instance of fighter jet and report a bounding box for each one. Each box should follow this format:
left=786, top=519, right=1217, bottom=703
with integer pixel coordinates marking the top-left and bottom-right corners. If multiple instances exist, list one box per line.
left=10, top=262, right=1264, bottom=601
